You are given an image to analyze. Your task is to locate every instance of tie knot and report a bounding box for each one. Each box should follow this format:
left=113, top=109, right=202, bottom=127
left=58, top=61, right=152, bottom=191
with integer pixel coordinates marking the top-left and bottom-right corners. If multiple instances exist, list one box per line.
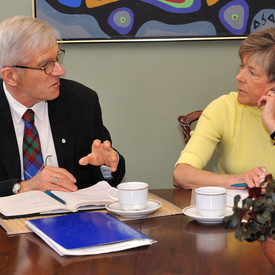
left=22, top=109, right=34, bottom=124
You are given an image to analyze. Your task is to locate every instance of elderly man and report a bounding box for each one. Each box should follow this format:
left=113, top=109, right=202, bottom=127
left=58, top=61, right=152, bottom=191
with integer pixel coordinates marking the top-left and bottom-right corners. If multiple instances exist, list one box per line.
left=0, top=16, right=125, bottom=196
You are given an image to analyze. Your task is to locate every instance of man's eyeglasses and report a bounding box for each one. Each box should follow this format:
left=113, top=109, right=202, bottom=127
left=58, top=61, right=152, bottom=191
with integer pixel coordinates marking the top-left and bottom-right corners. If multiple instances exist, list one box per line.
left=6, top=49, right=65, bottom=75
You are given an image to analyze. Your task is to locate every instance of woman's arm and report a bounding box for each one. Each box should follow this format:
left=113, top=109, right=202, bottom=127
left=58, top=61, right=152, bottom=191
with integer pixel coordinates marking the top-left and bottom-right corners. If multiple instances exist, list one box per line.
left=173, top=163, right=270, bottom=189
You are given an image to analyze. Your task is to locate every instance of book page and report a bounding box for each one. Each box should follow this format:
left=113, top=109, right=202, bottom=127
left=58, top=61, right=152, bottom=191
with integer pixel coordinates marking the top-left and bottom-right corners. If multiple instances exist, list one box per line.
left=50, top=181, right=113, bottom=212
left=0, top=191, right=67, bottom=216
left=0, top=181, right=113, bottom=217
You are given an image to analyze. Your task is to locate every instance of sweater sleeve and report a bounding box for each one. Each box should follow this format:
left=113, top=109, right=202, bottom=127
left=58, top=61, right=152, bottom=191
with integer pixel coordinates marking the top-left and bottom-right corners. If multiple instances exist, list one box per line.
left=175, top=93, right=236, bottom=169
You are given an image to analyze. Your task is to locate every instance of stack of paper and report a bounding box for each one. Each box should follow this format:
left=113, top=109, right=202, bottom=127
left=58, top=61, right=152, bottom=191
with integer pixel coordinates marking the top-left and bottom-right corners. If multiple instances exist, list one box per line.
left=26, top=212, right=157, bottom=256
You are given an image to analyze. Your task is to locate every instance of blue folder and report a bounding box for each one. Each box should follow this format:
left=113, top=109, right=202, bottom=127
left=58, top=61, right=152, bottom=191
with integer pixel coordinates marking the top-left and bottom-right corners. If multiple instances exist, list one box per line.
left=26, top=212, right=156, bottom=254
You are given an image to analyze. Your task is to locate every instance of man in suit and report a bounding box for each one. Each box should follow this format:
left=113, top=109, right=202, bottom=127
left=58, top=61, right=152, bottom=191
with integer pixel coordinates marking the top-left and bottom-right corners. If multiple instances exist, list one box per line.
left=0, top=16, right=125, bottom=197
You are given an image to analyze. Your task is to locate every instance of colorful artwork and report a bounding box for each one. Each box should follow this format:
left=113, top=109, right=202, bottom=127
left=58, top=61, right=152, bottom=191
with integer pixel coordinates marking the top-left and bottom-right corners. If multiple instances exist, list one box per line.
left=33, top=0, right=275, bottom=42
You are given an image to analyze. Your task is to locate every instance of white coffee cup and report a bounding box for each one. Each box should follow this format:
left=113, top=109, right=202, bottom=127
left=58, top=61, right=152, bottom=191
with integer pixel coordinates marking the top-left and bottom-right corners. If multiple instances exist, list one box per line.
left=195, top=187, right=227, bottom=217
left=108, top=182, right=149, bottom=211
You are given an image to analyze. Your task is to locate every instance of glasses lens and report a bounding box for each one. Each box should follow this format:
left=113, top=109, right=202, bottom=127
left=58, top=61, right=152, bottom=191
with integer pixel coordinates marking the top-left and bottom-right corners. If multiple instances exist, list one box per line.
left=44, top=50, right=65, bottom=75
left=57, top=50, right=65, bottom=64
left=45, top=61, right=55, bottom=75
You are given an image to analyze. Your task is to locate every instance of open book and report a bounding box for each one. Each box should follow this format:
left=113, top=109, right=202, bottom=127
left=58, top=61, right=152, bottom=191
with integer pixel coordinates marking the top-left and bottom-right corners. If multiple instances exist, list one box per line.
left=26, top=212, right=157, bottom=256
left=0, top=181, right=113, bottom=218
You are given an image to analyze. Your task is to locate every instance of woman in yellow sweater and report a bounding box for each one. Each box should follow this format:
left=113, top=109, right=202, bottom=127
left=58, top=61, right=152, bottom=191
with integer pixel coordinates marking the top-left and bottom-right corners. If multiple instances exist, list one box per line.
left=173, top=28, right=275, bottom=189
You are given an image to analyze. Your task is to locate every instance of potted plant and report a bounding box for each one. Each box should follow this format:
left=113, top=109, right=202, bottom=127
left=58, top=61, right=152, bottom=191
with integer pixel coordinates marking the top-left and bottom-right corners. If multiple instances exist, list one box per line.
left=224, top=179, right=275, bottom=266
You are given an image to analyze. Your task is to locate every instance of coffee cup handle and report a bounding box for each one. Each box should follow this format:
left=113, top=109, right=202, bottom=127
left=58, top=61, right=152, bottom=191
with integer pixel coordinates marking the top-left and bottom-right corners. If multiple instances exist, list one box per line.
left=108, top=187, right=118, bottom=200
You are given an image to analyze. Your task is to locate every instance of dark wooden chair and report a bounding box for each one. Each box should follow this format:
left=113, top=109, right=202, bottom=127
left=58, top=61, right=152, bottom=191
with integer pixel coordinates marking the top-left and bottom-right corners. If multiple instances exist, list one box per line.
left=177, top=110, right=203, bottom=144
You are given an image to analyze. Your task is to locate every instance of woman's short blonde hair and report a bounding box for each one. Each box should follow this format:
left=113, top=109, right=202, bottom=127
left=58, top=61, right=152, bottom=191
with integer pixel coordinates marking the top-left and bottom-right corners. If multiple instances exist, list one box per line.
left=239, top=28, right=275, bottom=82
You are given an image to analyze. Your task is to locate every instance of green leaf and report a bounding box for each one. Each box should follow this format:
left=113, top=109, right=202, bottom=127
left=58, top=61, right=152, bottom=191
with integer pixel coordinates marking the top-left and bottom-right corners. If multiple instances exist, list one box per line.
left=224, top=213, right=240, bottom=228
left=225, top=178, right=275, bottom=243
left=234, top=195, right=241, bottom=205
left=243, top=198, right=253, bottom=209
left=235, top=226, right=244, bottom=242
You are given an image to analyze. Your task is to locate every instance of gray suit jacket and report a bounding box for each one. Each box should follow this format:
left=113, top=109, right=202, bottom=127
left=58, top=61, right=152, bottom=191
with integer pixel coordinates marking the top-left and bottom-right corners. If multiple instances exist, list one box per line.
left=0, top=79, right=125, bottom=196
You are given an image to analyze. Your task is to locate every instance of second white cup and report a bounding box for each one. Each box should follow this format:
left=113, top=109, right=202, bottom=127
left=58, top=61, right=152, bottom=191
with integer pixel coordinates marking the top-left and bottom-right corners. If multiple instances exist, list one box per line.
left=195, top=186, right=227, bottom=217
left=108, top=182, right=149, bottom=211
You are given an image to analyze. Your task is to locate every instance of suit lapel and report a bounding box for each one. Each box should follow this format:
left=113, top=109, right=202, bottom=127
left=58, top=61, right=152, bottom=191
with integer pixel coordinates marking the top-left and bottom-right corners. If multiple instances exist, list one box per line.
left=48, top=98, right=76, bottom=173
left=0, top=80, right=77, bottom=178
left=0, top=82, right=21, bottom=178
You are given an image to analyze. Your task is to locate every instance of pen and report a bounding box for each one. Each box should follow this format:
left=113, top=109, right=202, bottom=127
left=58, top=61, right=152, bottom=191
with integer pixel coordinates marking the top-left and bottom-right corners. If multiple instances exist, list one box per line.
left=230, top=183, right=248, bottom=188
left=45, top=190, right=66, bottom=205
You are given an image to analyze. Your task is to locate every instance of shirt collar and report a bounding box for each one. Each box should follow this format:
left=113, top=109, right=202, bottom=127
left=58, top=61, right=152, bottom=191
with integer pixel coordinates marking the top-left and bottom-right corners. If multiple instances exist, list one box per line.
left=3, top=82, right=47, bottom=123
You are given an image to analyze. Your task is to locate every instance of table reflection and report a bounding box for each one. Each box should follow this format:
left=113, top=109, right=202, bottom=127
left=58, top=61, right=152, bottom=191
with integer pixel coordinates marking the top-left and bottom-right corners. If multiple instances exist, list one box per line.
left=184, top=221, right=234, bottom=254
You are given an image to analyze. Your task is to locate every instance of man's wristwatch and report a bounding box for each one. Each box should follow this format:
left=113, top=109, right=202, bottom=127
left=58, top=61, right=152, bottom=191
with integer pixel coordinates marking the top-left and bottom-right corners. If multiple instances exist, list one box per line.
left=12, top=180, right=22, bottom=194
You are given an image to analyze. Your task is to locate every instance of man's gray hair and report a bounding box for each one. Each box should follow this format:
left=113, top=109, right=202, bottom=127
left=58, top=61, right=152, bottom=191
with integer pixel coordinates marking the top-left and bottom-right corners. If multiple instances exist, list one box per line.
left=0, top=15, right=61, bottom=70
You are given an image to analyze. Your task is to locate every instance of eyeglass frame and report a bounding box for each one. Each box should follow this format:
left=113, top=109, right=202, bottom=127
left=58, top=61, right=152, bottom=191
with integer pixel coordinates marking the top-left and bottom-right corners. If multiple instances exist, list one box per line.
left=5, top=49, right=65, bottom=75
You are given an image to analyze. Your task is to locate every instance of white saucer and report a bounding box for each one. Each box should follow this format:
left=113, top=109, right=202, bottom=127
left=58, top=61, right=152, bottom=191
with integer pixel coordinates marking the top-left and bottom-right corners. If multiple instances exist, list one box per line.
left=182, top=205, right=233, bottom=224
left=106, top=200, right=162, bottom=218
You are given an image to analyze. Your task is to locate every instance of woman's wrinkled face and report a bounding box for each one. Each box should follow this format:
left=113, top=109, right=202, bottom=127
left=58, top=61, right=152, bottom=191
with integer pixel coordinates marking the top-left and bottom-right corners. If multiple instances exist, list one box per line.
left=236, top=54, right=274, bottom=107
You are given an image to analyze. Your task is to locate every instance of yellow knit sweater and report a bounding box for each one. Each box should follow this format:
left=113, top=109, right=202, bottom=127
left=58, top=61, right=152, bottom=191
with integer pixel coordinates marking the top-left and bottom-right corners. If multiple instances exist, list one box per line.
left=176, top=92, right=275, bottom=175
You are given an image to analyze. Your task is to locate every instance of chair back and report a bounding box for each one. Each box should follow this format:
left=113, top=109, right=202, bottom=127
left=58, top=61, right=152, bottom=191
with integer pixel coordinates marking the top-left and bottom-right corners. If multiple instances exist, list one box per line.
left=178, top=110, right=202, bottom=144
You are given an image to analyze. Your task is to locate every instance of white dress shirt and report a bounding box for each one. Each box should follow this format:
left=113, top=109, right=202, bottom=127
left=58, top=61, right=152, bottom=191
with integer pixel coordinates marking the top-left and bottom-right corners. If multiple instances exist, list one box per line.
left=3, top=82, right=112, bottom=180
left=3, top=83, right=58, bottom=179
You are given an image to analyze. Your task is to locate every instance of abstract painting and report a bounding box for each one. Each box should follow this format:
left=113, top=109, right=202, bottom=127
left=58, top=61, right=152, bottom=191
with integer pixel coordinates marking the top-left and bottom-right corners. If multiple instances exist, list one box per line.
left=33, top=0, right=275, bottom=42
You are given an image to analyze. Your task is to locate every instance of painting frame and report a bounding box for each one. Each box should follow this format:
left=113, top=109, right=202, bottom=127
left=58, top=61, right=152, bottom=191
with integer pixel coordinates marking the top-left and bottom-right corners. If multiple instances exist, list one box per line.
left=32, top=0, right=275, bottom=43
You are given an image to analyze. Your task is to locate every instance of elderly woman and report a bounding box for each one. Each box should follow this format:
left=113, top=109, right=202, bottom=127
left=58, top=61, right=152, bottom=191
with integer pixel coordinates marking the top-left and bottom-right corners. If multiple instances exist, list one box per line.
left=173, top=28, right=275, bottom=189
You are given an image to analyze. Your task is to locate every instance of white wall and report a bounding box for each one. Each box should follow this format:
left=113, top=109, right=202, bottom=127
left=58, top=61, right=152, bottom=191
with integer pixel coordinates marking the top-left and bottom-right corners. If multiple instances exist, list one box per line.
left=1, top=0, right=242, bottom=188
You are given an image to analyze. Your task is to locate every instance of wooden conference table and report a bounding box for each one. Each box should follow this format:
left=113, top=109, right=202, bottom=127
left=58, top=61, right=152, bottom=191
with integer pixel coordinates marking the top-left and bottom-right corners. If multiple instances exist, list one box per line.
left=0, top=189, right=274, bottom=275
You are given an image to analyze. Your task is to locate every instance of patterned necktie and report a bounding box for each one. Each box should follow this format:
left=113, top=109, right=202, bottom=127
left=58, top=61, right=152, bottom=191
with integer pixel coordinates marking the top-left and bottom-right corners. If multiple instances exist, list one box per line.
left=22, top=109, right=44, bottom=180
